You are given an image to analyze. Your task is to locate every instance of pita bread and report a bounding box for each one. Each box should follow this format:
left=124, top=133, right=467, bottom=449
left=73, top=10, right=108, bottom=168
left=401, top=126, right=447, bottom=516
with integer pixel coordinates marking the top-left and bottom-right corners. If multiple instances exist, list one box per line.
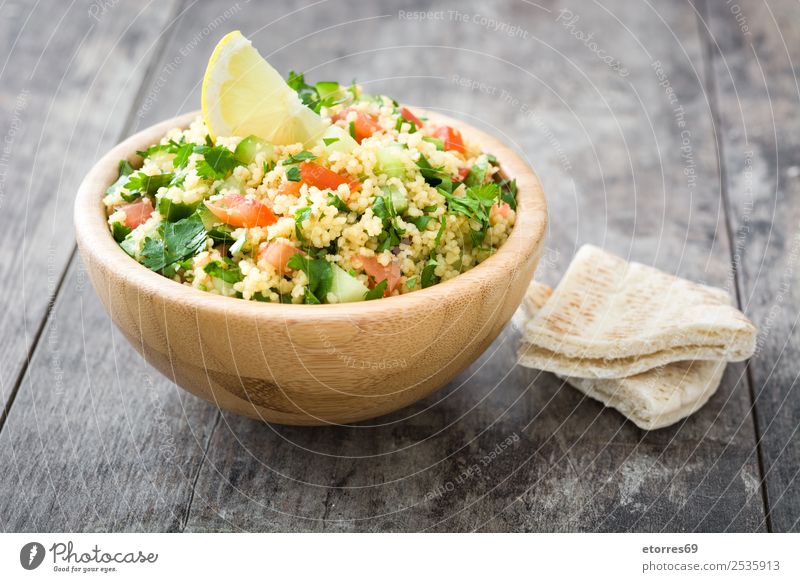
left=521, top=245, right=755, bottom=378
left=519, top=281, right=728, bottom=430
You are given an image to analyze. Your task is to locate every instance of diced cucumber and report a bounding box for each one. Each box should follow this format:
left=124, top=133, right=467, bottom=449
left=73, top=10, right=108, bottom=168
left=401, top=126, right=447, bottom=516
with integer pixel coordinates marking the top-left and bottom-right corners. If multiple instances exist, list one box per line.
left=234, top=135, right=274, bottom=165
left=316, top=81, right=345, bottom=102
left=197, top=204, right=235, bottom=243
left=158, top=197, right=200, bottom=221
left=382, top=184, right=408, bottom=215
left=216, top=174, right=245, bottom=195
left=330, top=264, right=368, bottom=303
left=321, top=125, right=357, bottom=154
left=376, top=144, right=407, bottom=179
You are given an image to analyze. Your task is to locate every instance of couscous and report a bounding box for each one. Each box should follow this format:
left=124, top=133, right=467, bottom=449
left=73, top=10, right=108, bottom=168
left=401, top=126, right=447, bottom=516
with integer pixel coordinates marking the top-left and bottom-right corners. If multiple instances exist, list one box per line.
left=104, top=71, right=516, bottom=304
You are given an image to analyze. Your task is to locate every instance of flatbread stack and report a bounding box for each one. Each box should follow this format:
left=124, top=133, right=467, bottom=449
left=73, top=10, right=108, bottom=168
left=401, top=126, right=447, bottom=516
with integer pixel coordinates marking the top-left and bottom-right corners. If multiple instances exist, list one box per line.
left=518, top=245, right=757, bottom=430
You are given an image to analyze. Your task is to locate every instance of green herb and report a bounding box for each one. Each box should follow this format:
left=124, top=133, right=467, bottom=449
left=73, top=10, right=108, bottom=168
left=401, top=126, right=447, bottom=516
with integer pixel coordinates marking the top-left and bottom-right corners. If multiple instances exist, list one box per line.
left=111, top=221, right=131, bottom=242
left=204, top=260, right=243, bottom=284
left=118, top=159, right=134, bottom=176
left=464, top=157, right=489, bottom=188
left=405, top=276, right=417, bottom=289
left=323, top=137, right=340, bottom=146
left=287, top=254, right=333, bottom=304
left=440, top=183, right=500, bottom=248
left=286, top=165, right=301, bottom=182
left=263, top=160, right=275, bottom=175
left=194, top=145, right=241, bottom=180
left=327, top=194, right=349, bottom=212
left=141, top=214, right=207, bottom=272
left=205, top=135, right=214, bottom=147
left=286, top=72, right=349, bottom=114
left=407, top=215, right=434, bottom=230
left=371, top=190, right=405, bottom=252
left=172, top=142, right=194, bottom=169
left=364, top=280, right=387, bottom=300
left=421, top=258, right=439, bottom=288
left=499, top=178, right=517, bottom=211
left=283, top=150, right=316, bottom=164
left=422, top=204, right=437, bottom=213
left=348, top=121, right=357, bottom=140
left=123, top=172, right=175, bottom=201
left=422, top=136, right=444, bottom=150
left=416, top=154, right=448, bottom=186
left=294, top=206, right=311, bottom=241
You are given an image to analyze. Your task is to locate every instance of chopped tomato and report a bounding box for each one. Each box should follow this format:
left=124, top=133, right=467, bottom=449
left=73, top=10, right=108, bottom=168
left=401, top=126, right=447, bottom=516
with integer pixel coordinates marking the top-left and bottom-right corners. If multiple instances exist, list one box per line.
left=332, top=108, right=380, bottom=143
left=432, top=126, right=466, bottom=154
left=298, top=161, right=361, bottom=193
left=453, top=167, right=470, bottom=182
left=204, top=194, right=276, bottom=227
left=119, top=198, right=154, bottom=229
left=258, top=241, right=304, bottom=275
left=400, top=107, right=423, bottom=127
left=358, top=255, right=401, bottom=296
left=491, top=202, right=512, bottom=219
left=278, top=181, right=303, bottom=197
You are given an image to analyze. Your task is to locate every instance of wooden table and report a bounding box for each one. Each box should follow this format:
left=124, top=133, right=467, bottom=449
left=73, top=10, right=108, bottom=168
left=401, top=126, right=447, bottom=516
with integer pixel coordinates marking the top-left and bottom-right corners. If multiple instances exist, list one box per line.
left=1, top=0, right=797, bottom=532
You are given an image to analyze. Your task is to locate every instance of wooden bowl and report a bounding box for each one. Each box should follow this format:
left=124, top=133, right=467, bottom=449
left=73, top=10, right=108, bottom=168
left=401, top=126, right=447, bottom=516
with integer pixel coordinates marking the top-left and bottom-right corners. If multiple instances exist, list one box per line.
left=74, top=110, right=547, bottom=425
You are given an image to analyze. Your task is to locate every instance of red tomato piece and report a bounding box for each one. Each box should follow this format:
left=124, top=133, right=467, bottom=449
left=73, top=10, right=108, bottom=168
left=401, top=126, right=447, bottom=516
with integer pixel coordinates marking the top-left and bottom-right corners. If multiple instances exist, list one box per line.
left=358, top=255, right=401, bottom=296
left=400, top=107, right=423, bottom=127
left=299, top=161, right=361, bottom=193
left=453, top=167, right=470, bottom=182
left=491, top=202, right=512, bottom=219
left=278, top=181, right=303, bottom=197
left=432, top=126, right=466, bottom=154
left=258, top=241, right=304, bottom=275
left=119, top=198, right=154, bottom=229
left=332, top=108, right=380, bottom=143
left=204, top=194, right=276, bottom=227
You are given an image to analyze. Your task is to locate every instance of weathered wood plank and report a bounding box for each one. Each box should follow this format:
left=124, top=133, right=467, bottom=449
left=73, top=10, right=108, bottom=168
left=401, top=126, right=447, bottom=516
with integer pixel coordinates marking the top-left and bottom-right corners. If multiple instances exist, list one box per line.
left=0, top=0, right=769, bottom=532
left=174, top=0, right=764, bottom=531
left=0, top=0, right=175, bottom=413
left=704, top=0, right=800, bottom=532
left=0, top=0, right=222, bottom=532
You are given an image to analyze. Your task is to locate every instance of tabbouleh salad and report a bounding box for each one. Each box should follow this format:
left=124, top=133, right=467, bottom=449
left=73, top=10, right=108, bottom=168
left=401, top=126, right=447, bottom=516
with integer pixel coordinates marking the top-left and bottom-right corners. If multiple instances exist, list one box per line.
left=104, top=61, right=517, bottom=304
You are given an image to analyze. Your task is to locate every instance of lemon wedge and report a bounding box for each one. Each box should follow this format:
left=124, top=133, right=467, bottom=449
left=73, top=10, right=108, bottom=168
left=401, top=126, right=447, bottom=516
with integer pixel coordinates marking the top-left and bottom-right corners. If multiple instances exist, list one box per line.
left=201, top=31, right=328, bottom=146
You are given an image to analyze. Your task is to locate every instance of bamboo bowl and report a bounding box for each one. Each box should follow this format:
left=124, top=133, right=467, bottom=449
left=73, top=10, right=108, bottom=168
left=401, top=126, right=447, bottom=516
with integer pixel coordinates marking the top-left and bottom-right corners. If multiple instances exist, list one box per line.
left=74, top=110, right=547, bottom=425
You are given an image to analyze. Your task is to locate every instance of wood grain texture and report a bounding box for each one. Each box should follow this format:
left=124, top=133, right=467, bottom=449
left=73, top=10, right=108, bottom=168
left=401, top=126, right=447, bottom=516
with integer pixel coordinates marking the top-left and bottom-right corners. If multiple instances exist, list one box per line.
left=703, top=0, right=800, bottom=531
left=0, top=0, right=181, bottom=413
left=0, top=0, right=789, bottom=532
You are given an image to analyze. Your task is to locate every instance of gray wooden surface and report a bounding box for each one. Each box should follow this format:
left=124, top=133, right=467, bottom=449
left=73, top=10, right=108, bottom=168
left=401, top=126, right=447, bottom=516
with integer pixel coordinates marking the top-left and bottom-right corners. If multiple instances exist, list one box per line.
left=0, top=0, right=797, bottom=532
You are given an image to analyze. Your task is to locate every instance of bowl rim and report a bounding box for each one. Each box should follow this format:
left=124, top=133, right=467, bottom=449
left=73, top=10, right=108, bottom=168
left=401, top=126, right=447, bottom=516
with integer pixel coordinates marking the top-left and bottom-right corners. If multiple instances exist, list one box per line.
left=74, top=109, right=547, bottom=320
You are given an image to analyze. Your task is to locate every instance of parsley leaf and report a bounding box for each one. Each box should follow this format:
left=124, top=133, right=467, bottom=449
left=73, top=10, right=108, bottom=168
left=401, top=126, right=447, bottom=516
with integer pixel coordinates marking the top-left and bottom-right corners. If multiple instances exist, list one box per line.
left=111, top=222, right=131, bottom=242
left=287, top=254, right=334, bottom=303
left=119, top=159, right=134, bottom=176
left=416, top=154, right=448, bottom=186
left=364, top=280, right=387, bottom=300
left=464, top=157, right=489, bottom=188
left=286, top=166, right=301, bottom=182
left=194, top=145, right=241, bottom=180
left=141, top=214, right=207, bottom=272
left=327, top=194, right=349, bottom=212
left=204, top=260, right=243, bottom=284
left=500, top=178, right=518, bottom=210
left=405, top=276, right=417, bottom=289
left=294, top=206, right=311, bottom=241
left=283, top=150, right=316, bottom=164
left=123, top=172, right=175, bottom=200
left=421, top=258, right=439, bottom=288
left=323, top=137, right=339, bottom=146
